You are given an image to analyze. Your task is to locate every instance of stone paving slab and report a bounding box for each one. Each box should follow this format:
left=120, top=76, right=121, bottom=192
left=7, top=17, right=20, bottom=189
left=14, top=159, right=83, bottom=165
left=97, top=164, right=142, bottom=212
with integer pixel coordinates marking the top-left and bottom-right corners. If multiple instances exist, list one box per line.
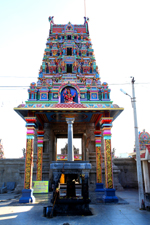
left=0, top=190, right=150, bottom=225
left=0, top=203, right=150, bottom=225
left=0, top=193, right=21, bottom=202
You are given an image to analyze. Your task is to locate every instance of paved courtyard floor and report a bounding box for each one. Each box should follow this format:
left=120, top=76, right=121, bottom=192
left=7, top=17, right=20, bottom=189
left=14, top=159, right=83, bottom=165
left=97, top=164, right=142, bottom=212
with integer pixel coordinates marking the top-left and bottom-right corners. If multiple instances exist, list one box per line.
left=0, top=189, right=150, bottom=225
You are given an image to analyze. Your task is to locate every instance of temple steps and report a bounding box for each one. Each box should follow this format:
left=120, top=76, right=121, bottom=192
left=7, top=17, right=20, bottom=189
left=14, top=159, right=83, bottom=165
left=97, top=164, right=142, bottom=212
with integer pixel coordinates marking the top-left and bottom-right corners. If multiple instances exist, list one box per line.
left=89, top=152, right=96, bottom=162
left=88, top=152, right=96, bottom=177
left=89, top=158, right=96, bottom=162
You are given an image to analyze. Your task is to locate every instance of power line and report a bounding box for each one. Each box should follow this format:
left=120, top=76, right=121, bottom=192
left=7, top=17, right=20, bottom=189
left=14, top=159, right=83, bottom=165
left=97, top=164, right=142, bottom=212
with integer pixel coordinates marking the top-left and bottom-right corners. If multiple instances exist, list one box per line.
left=0, top=86, right=29, bottom=88
left=0, top=76, right=36, bottom=78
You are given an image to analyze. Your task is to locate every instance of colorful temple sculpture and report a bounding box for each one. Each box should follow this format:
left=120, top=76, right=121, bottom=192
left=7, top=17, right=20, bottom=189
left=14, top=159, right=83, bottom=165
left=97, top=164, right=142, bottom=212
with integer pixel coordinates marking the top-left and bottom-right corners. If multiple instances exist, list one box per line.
left=14, top=17, right=123, bottom=204
left=139, top=130, right=150, bottom=151
left=0, top=139, right=4, bottom=159
left=129, top=130, right=150, bottom=193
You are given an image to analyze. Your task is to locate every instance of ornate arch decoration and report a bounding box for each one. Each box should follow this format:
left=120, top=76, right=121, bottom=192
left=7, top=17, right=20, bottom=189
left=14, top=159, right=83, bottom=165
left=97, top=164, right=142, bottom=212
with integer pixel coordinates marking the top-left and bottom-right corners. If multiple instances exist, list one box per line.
left=139, top=130, right=150, bottom=140
left=139, top=130, right=150, bottom=150
left=65, top=22, right=74, bottom=33
left=58, top=83, right=80, bottom=103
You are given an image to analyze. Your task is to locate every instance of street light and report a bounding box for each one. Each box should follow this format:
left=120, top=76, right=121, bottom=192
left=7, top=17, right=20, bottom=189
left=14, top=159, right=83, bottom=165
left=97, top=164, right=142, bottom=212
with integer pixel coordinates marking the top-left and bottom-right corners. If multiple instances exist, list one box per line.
left=120, top=77, right=145, bottom=209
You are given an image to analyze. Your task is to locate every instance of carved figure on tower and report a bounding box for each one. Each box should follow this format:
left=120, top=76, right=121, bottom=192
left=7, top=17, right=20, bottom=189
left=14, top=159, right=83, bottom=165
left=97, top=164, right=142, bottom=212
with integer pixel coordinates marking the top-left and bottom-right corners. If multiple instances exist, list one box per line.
left=93, top=61, right=96, bottom=72
left=42, top=62, right=46, bottom=72
left=63, top=88, right=76, bottom=103
left=73, top=61, right=78, bottom=72
left=61, top=61, right=65, bottom=72
left=77, top=64, right=81, bottom=73
left=73, top=48, right=76, bottom=55
left=48, top=16, right=54, bottom=34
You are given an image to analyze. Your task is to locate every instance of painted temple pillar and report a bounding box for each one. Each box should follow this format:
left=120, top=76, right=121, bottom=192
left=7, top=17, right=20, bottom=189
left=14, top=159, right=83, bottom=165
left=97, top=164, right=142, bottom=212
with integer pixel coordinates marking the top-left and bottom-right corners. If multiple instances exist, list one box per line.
left=36, top=130, right=44, bottom=181
left=94, top=130, right=104, bottom=192
left=66, top=118, right=75, bottom=161
left=19, top=117, right=36, bottom=203
left=101, top=117, right=118, bottom=203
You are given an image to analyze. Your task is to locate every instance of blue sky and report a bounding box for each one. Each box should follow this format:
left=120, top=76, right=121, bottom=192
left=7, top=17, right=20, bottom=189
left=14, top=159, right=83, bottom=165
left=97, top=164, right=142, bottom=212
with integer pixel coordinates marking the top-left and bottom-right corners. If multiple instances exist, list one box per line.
left=0, top=0, right=150, bottom=158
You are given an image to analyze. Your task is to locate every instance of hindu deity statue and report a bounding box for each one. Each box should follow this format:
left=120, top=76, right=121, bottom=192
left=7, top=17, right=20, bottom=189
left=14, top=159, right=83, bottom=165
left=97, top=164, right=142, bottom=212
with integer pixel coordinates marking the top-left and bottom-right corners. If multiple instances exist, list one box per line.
left=93, top=61, right=96, bottom=72
left=48, top=63, right=53, bottom=73
left=63, top=88, right=76, bottom=103
left=73, top=61, right=78, bottom=72
left=59, top=49, right=62, bottom=56
left=63, top=48, right=66, bottom=55
left=58, top=65, right=61, bottom=73
left=42, top=62, right=46, bottom=72
left=45, top=64, right=48, bottom=73
left=61, top=61, right=65, bottom=72
left=73, top=48, right=76, bottom=55
left=77, top=64, right=81, bottom=73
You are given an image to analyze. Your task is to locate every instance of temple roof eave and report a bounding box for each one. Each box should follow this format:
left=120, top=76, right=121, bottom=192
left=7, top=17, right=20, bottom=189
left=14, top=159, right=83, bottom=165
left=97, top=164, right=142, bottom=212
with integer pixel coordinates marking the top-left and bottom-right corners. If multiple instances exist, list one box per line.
left=14, top=107, right=124, bottom=123
left=14, top=107, right=124, bottom=111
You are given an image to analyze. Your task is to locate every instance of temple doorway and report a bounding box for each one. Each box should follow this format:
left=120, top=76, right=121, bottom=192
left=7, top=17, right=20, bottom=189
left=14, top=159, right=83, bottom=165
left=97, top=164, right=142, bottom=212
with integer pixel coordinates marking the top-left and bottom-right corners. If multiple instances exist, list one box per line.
left=67, top=48, right=72, bottom=55
left=67, top=64, right=72, bottom=73
left=57, top=138, right=82, bottom=161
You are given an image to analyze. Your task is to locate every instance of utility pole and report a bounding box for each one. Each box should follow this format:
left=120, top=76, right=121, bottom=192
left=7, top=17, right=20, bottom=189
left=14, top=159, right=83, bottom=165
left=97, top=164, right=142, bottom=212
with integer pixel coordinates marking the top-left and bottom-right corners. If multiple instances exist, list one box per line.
left=84, top=0, right=86, bottom=17
left=131, top=77, right=145, bottom=209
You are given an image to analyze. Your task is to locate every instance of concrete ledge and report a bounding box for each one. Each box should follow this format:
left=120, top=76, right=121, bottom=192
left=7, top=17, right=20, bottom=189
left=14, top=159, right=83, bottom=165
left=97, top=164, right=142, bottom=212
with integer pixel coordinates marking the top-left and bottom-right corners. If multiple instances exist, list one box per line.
left=50, top=161, right=91, bottom=170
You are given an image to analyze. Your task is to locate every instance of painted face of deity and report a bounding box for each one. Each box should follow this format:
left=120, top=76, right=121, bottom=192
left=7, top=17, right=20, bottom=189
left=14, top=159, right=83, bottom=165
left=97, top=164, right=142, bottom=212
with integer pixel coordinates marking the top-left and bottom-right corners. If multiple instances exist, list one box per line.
left=67, top=89, right=71, bottom=94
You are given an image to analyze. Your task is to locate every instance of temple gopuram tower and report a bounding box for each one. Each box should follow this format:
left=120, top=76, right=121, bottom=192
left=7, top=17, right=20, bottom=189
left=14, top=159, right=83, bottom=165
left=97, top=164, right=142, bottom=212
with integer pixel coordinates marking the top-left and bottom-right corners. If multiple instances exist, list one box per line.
left=14, top=17, right=123, bottom=203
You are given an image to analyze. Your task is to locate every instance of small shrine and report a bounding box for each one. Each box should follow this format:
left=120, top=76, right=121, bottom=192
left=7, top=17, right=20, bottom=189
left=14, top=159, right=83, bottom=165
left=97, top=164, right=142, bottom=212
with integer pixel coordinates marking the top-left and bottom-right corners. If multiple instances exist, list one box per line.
left=14, top=17, right=123, bottom=205
left=139, top=129, right=150, bottom=151
left=129, top=130, right=150, bottom=194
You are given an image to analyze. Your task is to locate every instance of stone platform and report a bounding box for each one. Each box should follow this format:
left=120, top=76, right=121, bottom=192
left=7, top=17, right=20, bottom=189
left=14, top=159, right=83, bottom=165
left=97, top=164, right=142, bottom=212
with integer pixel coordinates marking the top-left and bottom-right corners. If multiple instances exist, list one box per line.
left=49, top=161, right=92, bottom=216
